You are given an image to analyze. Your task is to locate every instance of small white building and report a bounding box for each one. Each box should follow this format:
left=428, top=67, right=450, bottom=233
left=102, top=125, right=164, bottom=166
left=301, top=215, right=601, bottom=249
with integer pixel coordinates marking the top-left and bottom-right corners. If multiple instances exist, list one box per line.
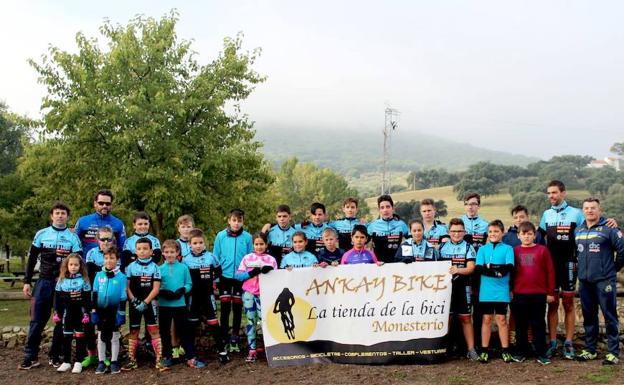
left=588, top=156, right=621, bottom=171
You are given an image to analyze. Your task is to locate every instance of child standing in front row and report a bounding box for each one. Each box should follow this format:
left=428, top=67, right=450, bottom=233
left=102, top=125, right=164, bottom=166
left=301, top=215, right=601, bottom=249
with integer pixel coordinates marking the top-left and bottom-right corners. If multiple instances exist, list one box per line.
left=91, top=247, right=126, bottom=375
left=512, top=221, right=555, bottom=365
left=341, top=225, right=383, bottom=265
left=124, top=238, right=162, bottom=371
left=475, top=220, right=515, bottom=363
left=280, top=232, right=318, bottom=269
left=54, top=254, right=92, bottom=373
left=236, top=232, right=277, bottom=362
left=395, top=220, right=439, bottom=263
left=158, top=240, right=204, bottom=369
left=317, top=228, right=344, bottom=267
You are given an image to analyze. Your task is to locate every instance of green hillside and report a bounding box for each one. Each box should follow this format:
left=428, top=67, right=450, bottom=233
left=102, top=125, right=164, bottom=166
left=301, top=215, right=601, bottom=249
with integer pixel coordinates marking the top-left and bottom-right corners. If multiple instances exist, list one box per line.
left=255, top=125, right=539, bottom=176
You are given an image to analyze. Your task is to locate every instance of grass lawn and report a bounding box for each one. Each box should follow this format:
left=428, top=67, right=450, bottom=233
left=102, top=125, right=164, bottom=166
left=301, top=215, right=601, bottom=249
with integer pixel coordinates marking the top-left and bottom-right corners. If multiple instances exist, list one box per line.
left=0, top=299, right=33, bottom=327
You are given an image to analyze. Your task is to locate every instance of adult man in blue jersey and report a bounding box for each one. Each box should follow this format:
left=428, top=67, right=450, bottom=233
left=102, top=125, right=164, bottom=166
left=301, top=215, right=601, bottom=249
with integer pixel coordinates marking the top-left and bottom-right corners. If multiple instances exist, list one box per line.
left=539, top=180, right=616, bottom=359
left=20, top=202, right=82, bottom=370
left=75, top=189, right=126, bottom=257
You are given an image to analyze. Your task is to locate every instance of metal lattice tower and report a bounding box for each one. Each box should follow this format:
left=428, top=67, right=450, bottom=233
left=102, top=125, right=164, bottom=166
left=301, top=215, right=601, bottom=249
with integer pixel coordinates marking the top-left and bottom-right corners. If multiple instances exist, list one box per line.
left=381, top=107, right=400, bottom=195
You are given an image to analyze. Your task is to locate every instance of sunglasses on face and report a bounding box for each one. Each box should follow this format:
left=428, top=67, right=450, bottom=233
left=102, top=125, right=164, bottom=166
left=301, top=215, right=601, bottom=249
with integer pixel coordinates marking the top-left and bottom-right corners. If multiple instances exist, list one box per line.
left=98, top=237, right=114, bottom=242
left=97, top=201, right=112, bottom=206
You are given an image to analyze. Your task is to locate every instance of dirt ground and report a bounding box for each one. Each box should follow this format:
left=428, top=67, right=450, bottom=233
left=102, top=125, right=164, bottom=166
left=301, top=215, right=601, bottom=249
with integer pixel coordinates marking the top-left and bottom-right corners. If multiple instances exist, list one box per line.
left=1, top=346, right=623, bottom=385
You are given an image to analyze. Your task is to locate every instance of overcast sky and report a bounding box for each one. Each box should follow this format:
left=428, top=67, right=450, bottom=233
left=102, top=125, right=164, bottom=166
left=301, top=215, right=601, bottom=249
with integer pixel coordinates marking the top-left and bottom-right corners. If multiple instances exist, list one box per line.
left=2, top=0, right=623, bottom=158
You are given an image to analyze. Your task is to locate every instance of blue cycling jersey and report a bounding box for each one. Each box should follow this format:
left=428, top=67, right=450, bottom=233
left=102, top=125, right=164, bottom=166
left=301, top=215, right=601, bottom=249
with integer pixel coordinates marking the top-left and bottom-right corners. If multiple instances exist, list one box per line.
left=177, top=238, right=192, bottom=260
left=26, top=226, right=82, bottom=283
left=330, top=217, right=361, bottom=250
left=395, top=239, right=439, bottom=262
left=476, top=242, right=514, bottom=302
left=439, top=240, right=476, bottom=285
left=280, top=251, right=318, bottom=269
left=461, top=215, right=489, bottom=251
left=213, top=228, right=253, bottom=280
left=539, top=201, right=584, bottom=261
left=367, top=217, right=409, bottom=263
left=93, top=269, right=127, bottom=309
left=74, top=212, right=126, bottom=256
left=123, top=233, right=162, bottom=266
left=55, top=273, right=91, bottom=312
left=183, top=250, right=220, bottom=297
left=424, top=221, right=449, bottom=247
left=295, top=222, right=329, bottom=255
left=317, top=247, right=345, bottom=265
left=126, top=257, right=161, bottom=301
left=266, top=225, right=296, bottom=264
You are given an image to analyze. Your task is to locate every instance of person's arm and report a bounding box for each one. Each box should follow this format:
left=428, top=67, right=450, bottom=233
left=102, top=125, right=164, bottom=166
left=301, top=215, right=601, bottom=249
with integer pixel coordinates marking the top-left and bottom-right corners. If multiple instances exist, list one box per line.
left=610, top=228, right=624, bottom=271
left=91, top=276, right=99, bottom=311
left=81, top=282, right=92, bottom=314
left=23, top=244, right=41, bottom=295
left=126, top=279, right=134, bottom=301
left=144, top=281, right=160, bottom=305
left=116, top=222, right=127, bottom=253
left=183, top=267, right=192, bottom=294
left=543, top=247, right=556, bottom=299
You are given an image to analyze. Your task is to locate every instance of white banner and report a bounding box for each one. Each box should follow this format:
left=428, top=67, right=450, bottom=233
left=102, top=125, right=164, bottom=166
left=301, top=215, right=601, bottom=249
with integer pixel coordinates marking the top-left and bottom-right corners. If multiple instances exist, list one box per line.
left=259, top=261, right=452, bottom=366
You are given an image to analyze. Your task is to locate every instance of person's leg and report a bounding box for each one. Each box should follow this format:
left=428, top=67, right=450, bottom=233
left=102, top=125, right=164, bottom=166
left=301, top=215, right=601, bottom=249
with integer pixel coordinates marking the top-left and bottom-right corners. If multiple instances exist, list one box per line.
left=242, top=292, right=258, bottom=350
left=461, top=315, right=475, bottom=351
left=495, top=313, right=509, bottom=349
left=579, top=280, right=599, bottom=354
left=159, top=307, right=173, bottom=360
left=481, top=313, right=493, bottom=350
left=528, top=295, right=547, bottom=358
left=145, top=304, right=162, bottom=366
left=219, top=279, right=233, bottom=339
left=124, top=307, right=141, bottom=369
left=24, top=279, right=55, bottom=363
left=562, top=261, right=578, bottom=354
left=511, top=296, right=529, bottom=355
left=596, top=279, right=619, bottom=357
left=230, top=280, right=244, bottom=349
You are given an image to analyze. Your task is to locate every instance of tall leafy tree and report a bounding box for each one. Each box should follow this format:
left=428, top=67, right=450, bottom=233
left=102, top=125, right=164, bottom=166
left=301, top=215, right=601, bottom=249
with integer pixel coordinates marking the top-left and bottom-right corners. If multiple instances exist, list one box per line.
left=23, top=12, right=273, bottom=238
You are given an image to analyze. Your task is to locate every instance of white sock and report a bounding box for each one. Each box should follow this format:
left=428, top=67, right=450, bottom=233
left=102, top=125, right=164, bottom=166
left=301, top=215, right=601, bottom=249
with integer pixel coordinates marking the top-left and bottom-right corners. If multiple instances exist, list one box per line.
left=97, top=332, right=107, bottom=362
left=111, top=332, right=121, bottom=361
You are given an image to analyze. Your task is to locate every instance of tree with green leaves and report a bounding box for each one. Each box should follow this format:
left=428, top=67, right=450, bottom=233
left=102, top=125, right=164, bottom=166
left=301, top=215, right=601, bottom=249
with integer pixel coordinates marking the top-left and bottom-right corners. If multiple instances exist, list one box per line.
left=394, top=199, right=447, bottom=222
left=22, top=12, right=274, bottom=238
left=273, top=157, right=369, bottom=222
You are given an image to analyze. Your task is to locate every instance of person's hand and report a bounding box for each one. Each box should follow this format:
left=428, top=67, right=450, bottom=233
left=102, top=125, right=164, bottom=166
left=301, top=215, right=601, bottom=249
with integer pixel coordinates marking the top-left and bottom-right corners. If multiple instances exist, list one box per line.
left=331, top=261, right=340, bottom=267
left=90, top=311, right=99, bottom=325
left=81, top=313, right=90, bottom=324
left=261, top=265, right=274, bottom=274
left=376, top=262, right=385, bottom=266
left=261, top=223, right=272, bottom=233
left=449, top=266, right=459, bottom=275
left=403, top=258, right=414, bottom=264
left=53, top=312, right=61, bottom=324
left=606, top=218, right=619, bottom=228
left=116, top=311, right=126, bottom=326
left=286, top=266, right=293, bottom=271
left=174, top=288, right=185, bottom=298
left=546, top=295, right=556, bottom=304
left=248, top=267, right=262, bottom=278
left=23, top=284, right=32, bottom=298
left=319, top=262, right=328, bottom=268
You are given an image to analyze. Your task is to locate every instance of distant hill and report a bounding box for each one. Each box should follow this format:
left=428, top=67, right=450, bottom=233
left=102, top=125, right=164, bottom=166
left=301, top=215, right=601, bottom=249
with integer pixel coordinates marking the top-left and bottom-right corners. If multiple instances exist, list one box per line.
left=255, top=125, right=539, bottom=176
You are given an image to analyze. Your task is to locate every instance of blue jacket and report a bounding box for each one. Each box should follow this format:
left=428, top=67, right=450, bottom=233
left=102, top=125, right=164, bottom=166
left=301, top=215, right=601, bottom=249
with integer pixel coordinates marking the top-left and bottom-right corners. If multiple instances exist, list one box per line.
left=213, top=228, right=253, bottom=280
left=75, top=212, right=126, bottom=256
left=367, top=217, right=409, bottom=263
left=330, top=217, right=361, bottom=250
left=539, top=201, right=584, bottom=261
left=26, top=225, right=82, bottom=283
left=575, top=217, right=624, bottom=282
left=92, top=268, right=127, bottom=310
left=502, top=225, right=544, bottom=248
left=280, top=251, right=318, bottom=269
left=123, top=233, right=162, bottom=266
left=395, top=239, right=439, bottom=262
left=85, top=247, right=122, bottom=284
left=158, top=261, right=192, bottom=308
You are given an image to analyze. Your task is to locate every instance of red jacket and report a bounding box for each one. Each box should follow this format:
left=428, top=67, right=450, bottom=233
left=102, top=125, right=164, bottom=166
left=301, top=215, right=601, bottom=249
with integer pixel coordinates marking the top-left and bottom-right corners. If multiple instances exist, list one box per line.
left=512, top=244, right=555, bottom=296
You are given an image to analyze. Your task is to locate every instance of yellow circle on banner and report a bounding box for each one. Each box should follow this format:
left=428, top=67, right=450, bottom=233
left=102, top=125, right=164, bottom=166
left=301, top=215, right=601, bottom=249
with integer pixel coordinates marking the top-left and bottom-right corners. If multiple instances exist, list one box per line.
left=265, top=295, right=317, bottom=343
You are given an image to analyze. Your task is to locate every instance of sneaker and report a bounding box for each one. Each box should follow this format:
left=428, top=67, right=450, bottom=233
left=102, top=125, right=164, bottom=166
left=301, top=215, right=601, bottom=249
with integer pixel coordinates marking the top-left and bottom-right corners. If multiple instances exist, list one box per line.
left=246, top=349, right=257, bottom=363
left=18, top=358, right=40, bottom=370
left=602, top=353, right=620, bottom=365
left=545, top=340, right=558, bottom=358
left=71, top=362, right=82, bottom=374
left=563, top=341, right=575, bottom=360
left=95, top=361, right=107, bottom=374
left=218, top=351, right=231, bottom=364
left=536, top=356, right=552, bottom=365
left=467, top=349, right=480, bottom=361
left=172, top=347, right=180, bottom=359
left=228, top=336, right=240, bottom=353
left=122, top=360, right=138, bottom=371
left=501, top=352, right=516, bottom=363
left=177, top=346, right=185, bottom=357
left=187, top=358, right=206, bottom=369
left=479, top=351, right=489, bottom=363
left=57, top=362, right=72, bottom=372
left=48, top=357, right=62, bottom=368
left=155, top=360, right=171, bottom=372
left=576, top=349, right=597, bottom=361
left=81, top=355, right=98, bottom=368
left=110, top=361, right=121, bottom=374
left=511, top=354, right=526, bottom=362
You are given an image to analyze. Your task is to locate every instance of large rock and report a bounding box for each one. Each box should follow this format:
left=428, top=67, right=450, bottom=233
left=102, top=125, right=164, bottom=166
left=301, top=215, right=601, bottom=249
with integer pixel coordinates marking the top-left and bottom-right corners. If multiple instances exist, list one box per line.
left=6, top=335, right=17, bottom=348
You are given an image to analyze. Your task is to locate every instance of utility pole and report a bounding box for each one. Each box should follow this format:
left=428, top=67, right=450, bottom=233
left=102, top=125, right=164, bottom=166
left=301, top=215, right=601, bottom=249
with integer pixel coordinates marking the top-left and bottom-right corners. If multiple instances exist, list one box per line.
left=381, top=107, right=400, bottom=195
